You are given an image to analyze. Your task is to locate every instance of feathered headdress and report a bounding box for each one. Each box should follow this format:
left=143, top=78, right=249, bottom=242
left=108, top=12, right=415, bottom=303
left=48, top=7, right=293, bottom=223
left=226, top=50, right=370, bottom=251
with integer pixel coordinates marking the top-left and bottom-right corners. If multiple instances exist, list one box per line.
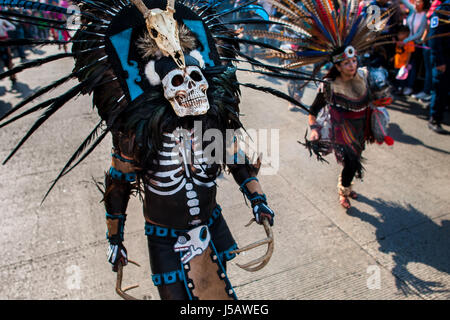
left=0, top=0, right=320, bottom=201
left=255, top=0, right=392, bottom=71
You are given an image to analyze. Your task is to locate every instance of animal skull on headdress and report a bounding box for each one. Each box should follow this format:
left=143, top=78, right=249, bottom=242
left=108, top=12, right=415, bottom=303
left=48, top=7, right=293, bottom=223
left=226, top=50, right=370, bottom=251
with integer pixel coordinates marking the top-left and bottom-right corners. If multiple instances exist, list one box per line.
left=131, top=0, right=185, bottom=68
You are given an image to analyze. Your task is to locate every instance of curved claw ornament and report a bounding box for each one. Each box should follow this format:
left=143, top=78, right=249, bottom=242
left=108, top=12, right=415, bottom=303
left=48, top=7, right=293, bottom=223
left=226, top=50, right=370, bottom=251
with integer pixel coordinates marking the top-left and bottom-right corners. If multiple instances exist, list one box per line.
left=230, top=218, right=274, bottom=272
left=116, top=259, right=141, bottom=300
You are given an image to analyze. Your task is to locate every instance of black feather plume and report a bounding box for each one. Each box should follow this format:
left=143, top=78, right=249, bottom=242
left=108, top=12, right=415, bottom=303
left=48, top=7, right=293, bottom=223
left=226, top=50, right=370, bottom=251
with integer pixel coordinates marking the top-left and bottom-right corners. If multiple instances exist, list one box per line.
left=0, top=53, right=73, bottom=81
left=0, top=9, right=65, bottom=25
left=238, top=82, right=310, bottom=113
left=204, top=0, right=257, bottom=23
left=0, top=59, right=104, bottom=122
left=214, top=35, right=287, bottom=53
left=57, top=128, right=110, bottom=179
left=0, top=0, right=106, bottom=23
left=236, top=68, right=323, bottom=82
left=72, top=0, right=118, bottom=15
left=40, top=120, right=105, bottom=204
left=2, top=67, right=107, bottom=164
left=0, top=15, right=107, bottom=35
left=0, top=38, right=103, bottom=47
left=209, top=19, right=287, bottom=29
left=0, top=98, right=57, bottom=129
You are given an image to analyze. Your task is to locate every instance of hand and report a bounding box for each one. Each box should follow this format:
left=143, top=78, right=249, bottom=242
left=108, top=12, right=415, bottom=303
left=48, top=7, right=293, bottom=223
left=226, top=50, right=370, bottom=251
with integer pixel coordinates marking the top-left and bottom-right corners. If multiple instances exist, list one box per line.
left=107, top=243, right=128, bottom=272
left=436, top=64, right=446, bottom=73
left=252, top=202, right=275, bottom=226
left=309, top=128, right=320, bottom=141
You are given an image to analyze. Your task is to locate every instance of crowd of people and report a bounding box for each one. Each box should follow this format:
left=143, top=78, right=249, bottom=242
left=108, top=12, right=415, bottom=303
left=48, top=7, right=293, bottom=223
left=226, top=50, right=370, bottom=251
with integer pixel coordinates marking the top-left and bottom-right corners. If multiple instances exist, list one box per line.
left=0, top=0, right=71, bottom=86
left=366, top=0, right=448, bottom=133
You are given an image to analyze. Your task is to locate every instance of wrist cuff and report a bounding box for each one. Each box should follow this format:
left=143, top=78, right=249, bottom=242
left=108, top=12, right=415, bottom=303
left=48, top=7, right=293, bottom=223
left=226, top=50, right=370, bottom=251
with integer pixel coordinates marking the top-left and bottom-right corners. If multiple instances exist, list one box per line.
left=248, top=192, right=267, bottom=206
left=239, top=177, right=259, bottom=197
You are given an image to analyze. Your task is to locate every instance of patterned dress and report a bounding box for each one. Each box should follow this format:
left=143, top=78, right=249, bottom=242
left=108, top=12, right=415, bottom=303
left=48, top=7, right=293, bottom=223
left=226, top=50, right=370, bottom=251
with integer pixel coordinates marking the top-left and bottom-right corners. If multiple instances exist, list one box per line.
left=309, top=68, right=374, bottom=178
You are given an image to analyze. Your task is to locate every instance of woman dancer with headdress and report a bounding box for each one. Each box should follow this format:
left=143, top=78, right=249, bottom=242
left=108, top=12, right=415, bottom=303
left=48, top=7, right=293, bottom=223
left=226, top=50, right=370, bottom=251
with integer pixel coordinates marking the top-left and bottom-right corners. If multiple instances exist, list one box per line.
left=264, top=0, right=394, bottom=209
left=308, top=53, right=373, bottom=209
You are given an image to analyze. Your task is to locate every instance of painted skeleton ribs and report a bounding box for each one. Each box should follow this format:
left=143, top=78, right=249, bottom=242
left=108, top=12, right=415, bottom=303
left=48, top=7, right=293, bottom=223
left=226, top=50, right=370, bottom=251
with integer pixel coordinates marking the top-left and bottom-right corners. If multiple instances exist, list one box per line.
left=145, top=130, right=214, bottom=223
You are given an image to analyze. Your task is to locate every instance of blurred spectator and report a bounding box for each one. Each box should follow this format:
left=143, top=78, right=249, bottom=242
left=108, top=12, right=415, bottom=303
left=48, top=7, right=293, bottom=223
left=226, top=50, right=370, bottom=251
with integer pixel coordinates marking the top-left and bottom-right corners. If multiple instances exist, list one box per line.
left=400, top=0, right=430, bottom=96
left=364, top=0, right=403, bottom=72
left=393, top=25, right=415, bottom=92
left=0, top=18, right=15, bottom=39
left=35, top=10, right=50, bottom=40
left=412, top=0, right=442, bottom=102
left=48, top=0, right=71, bottom=52
left=7, top=9, right=28, bottom=62
left=0, top=18, right=17, bottom=84
left=427, top=0, right=449, bottom=133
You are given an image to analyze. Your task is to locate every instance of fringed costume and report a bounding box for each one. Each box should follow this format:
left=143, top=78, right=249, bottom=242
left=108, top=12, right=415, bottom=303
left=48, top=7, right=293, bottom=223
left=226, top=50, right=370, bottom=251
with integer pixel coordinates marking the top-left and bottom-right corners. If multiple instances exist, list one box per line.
left=309, top=67, right=373, bottom=182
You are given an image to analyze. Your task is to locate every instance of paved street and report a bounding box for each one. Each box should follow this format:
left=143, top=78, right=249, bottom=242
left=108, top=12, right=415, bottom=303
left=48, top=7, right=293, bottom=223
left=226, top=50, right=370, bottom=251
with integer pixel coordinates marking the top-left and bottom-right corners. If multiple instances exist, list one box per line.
left=0, top=46, right=449, bottom=300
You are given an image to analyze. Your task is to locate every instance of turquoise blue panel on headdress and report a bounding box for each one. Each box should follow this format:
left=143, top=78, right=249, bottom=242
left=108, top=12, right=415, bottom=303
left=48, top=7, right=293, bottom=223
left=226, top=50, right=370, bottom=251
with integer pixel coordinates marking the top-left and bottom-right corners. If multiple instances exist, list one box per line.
left=238, top=4, right=269, bottom=21
left=110, top=28, right=143, bottom=101
left=183, top=19, right=215, bottom=67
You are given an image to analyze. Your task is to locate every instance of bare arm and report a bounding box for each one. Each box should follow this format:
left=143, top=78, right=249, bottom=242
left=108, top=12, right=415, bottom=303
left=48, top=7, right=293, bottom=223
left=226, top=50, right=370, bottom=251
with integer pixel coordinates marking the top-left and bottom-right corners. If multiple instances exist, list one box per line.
left=308, top=89, right=327, bottom=141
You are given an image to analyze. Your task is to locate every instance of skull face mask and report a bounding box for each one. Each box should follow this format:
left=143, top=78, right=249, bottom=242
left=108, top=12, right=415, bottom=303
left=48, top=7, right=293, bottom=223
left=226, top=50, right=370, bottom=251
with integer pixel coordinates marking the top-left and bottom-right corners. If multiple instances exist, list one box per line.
left=162, top=65, right=209, bottom=117
left=146, top=55, right=210, bottom=118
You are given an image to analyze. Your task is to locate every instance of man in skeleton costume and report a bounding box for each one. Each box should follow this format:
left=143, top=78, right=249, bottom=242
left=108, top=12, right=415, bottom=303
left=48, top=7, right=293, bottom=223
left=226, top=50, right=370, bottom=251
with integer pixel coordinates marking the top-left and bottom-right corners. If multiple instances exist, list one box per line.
left=98, top=0, right=282, bottom=300
left=0, top=0, right=318, bottom=300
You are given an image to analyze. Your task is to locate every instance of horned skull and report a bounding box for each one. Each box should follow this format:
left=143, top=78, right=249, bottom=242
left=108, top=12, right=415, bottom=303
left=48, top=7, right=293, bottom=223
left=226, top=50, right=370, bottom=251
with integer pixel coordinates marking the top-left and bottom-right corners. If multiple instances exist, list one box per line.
left=173, top=225, right=211, bottom=264
left=162, top=65, right=210, bottom=117
left=146, top=7, right=185, bottom=69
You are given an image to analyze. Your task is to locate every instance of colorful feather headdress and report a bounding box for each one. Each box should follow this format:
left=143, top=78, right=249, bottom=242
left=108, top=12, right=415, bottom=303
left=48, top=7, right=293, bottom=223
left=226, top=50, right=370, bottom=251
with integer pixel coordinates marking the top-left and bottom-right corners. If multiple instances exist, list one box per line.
left=255, top=0, right=392, bottom=70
